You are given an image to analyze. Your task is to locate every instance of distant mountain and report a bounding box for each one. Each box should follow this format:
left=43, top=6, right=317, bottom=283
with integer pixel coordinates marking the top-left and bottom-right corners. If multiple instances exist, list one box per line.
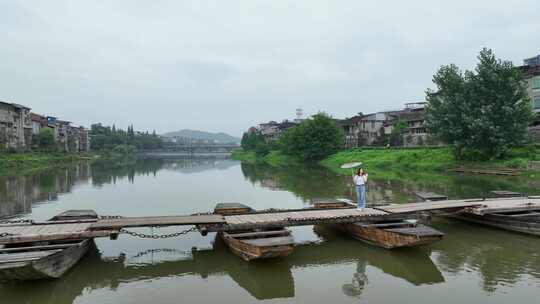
left=161, top=129, right=241, bottom=144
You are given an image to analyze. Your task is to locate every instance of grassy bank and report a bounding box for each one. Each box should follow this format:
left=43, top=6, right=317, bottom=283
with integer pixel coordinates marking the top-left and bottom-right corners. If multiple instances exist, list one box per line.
left=233, top=146, right=540, bottom=180
left=0, top=152, right=96, bottom=176
left=231, top=150, right=298, bottom=166
left=321, top=147, right=540, bottom=176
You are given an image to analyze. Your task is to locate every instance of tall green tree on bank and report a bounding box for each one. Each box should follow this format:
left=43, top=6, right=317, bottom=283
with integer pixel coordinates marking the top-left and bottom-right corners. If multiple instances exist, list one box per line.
left=241, top=132, right=269, bottom=156
left=426, top=48, right=534, bottom=160
left=90, top=123, right=163, bottom=151
left=279, top=113, right=344, bottom=160
left=38, top=128, right=56, bottom=151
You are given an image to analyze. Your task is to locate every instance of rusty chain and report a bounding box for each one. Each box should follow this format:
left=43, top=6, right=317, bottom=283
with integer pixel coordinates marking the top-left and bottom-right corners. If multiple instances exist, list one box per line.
left=99, top=215, right=124, bottom=220
left=120, top=226, right=198, bottom=239
left=1, top=219, right=33, bottom=238
left=0, top=219, right=34, bottom=225
left=130, top=248, right=188, bottom=259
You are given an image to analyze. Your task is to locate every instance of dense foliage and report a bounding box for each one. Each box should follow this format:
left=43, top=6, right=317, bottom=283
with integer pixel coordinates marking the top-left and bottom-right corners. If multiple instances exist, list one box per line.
left=240, top=132, right=270, bottom=156
left=37, top=128, right=56, bottom=151
left=426, top=48, right=534, bottom=160
left=90, top=123, right=162, bottom=151
left=279, top=113, right=344, bottom=160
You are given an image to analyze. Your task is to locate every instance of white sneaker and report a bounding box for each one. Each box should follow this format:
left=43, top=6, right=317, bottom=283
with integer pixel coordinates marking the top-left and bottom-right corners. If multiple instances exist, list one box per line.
left=357, top=207, right=364, bottom=211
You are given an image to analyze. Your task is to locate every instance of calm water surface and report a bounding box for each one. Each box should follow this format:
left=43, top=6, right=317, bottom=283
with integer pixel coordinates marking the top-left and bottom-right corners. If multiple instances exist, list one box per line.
left=1, top=157, right=539, bottom=304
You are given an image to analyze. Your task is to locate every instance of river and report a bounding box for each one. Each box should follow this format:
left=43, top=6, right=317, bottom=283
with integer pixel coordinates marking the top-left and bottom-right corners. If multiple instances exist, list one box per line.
left=1, top=157, right=539, bottom=303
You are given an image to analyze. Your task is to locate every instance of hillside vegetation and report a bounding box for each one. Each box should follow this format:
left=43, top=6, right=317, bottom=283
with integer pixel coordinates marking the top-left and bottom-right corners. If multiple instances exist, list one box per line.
left=162, top=129, right=240, bottom=143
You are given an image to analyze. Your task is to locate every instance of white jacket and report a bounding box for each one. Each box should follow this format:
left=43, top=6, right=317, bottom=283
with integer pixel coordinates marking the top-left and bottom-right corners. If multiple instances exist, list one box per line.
left=353, top=174, right=368, bottom=186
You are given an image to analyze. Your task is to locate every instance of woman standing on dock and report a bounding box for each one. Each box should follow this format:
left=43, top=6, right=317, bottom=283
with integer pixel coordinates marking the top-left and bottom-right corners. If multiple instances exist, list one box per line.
left=353, top=168, right=368, bottom=210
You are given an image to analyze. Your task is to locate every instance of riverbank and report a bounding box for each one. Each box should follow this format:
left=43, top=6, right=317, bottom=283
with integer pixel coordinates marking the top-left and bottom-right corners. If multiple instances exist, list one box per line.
left=233, top=147, right=540, bottom=179
left=231, top=150, right=299, bottom=166
left=322, top=147, right=540, bottom=175
left=0, top=152, right=98, bottom=176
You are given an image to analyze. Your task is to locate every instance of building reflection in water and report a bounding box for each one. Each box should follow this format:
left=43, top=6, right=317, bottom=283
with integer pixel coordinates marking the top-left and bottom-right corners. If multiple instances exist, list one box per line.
left=0, top=158, right=237, bottom=219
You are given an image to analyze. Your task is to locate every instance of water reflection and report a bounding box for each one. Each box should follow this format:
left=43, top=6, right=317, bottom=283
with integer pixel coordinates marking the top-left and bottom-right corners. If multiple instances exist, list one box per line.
left=431, top=218, right=540, bottom=292
left=2, top=220, right=537, bottom=303
left=1, top=158, right=540, bottom=303
left=0, top=162, right=91, bottom=218
left=0, top=158, right=238, bottom=218
left=0, top=232, right=445, bottom=304
left=240, top=163, right=540, bottom=203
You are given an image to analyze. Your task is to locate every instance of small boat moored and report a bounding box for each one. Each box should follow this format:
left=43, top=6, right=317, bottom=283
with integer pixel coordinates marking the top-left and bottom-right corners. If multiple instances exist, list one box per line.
left=448, top=209, right=540, bottom=236
left=0, top=210, right=98, bottom=281
left=0, top=239, right=91, bottom=281
left=311, top=199, right=444, bottom=249
left=214, top=203, right=295, bottom=261
left=335, top=220, right=444, bottom=249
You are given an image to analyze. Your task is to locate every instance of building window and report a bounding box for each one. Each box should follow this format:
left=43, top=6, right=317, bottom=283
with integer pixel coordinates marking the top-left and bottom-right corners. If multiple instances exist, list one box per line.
left=533, top=76, right=540, bottom=90
left=534, top=96, right=540, bottom=110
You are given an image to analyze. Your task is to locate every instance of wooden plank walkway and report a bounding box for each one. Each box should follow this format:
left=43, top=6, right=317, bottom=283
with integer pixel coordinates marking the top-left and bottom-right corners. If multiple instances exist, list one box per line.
left=219, top=208, right=390, bottom=231
left=0, top=223, right=114, bottom=245
left=451, top=167, right=521, bottom=176
left=2, top=197, right=540, bottom=244
left=467, top=197, right=540, bottom=215
left=376, top=199, right=485, bottom=213
left=489, top=190, right=522, bottom=198
left=89, top=214, right=225, bottom=230
left=414, top=192, right=448, bottom=201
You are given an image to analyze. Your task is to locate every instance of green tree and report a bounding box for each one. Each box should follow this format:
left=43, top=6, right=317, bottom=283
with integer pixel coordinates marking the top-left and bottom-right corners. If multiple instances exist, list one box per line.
left=38, top=128, right=56, bottom=151
left=279, top=113, right=344, bottom=160
left=241, top=132, right=266, bottom=151
left=426, top=48, right=534, bottom=160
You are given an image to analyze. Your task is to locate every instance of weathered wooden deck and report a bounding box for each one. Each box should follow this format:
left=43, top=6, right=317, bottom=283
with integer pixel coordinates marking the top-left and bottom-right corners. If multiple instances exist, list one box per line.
left=1, top=197, right=540, bottom=245
left=414, top=192, right=448, bottom=201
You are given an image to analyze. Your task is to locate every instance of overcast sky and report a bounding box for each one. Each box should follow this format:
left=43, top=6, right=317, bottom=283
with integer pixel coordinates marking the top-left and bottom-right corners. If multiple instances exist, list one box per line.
left=1, top=1, right=539, bottom=136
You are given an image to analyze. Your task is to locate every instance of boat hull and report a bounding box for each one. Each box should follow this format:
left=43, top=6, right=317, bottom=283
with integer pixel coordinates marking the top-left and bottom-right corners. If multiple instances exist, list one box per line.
left=449, top=212, right=540, bottom=236
left=334, top=222, right=444, bottom=249
left=0, top=239, right=91, bottom=281
left=219, top=231, right=294, bottom=261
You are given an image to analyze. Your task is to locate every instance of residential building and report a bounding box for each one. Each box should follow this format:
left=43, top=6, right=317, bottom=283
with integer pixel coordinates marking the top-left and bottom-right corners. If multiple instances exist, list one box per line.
left=67, top=125, right=81, bottom=152
left=79, top=127, right=90, bottom=152
left=520, top=54, right=540, bottom=142
left=341, top=112, right=395, bottom=148
left=56, top=120, right=71, bottom=152
left=0, top=101, right=32, bottom=151
left=257, top=120, right=298, bottom=141
left=394, top=102, right=429, bottom=147
left=30, top=113, right=47, bottom=135
left=521, top=54, right=540, bottom=113
left=341, top=102, right=431, bottom=148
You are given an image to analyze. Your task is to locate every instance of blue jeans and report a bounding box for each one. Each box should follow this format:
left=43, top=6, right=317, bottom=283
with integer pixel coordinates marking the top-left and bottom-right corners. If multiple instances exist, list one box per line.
left=356, top=184, right=366, bottom=208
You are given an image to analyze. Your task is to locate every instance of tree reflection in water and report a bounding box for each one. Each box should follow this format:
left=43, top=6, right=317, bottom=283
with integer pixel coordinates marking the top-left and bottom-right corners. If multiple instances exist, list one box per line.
left=0, top=158, right=237, bottom=219
left=239, top=162, right=540, bottom=204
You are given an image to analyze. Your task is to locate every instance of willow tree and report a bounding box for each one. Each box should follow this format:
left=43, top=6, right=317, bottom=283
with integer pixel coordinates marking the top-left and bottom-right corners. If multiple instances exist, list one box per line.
left=426, top=48, right=534, bottom=160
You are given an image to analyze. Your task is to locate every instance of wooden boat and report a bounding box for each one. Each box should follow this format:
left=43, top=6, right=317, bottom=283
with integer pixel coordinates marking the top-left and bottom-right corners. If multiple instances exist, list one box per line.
left=448, top=210, right=540, bottom=236
left=439, top=195, right=540, bottom=236
left=311, top=199, right=444, bottom=249
left=0, top=239, right=91, bottom=280
left=0, top=210, right=97, bottom=281
left=214, top=203, right=295, bottom=261
left=335, top=220, right=444, bottom=249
